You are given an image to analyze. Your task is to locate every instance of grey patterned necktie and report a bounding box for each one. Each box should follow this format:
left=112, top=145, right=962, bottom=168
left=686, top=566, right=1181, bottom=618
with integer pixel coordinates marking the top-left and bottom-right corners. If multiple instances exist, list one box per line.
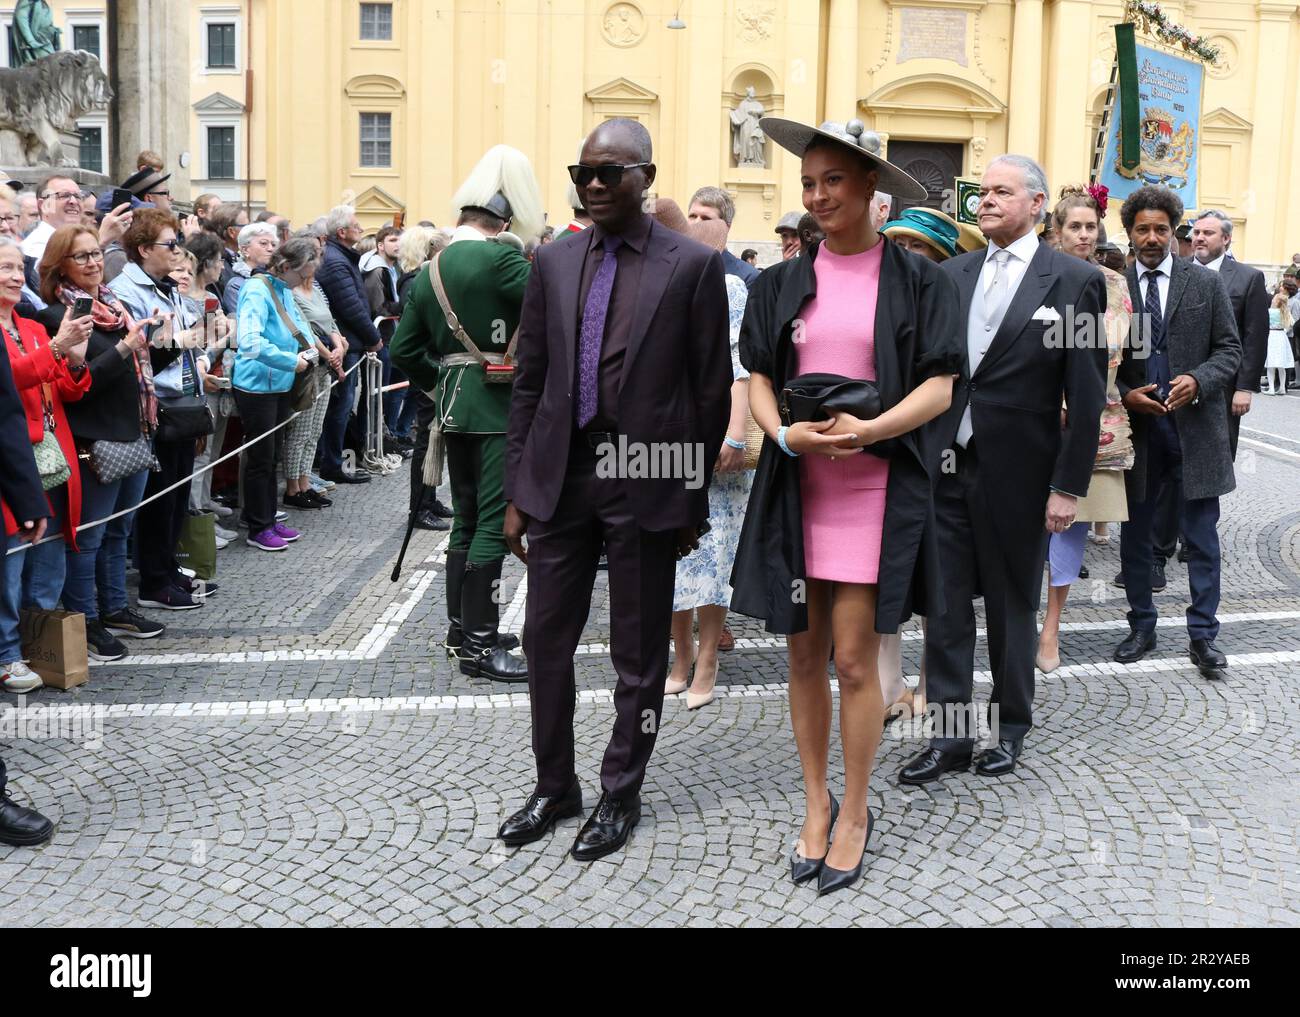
left=576, top=234, right=622, bottom=428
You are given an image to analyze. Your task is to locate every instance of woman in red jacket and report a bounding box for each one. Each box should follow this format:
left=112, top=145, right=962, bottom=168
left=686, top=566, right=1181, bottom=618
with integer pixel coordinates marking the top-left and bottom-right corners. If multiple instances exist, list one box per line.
left=0, top=236, right=92, bottom=693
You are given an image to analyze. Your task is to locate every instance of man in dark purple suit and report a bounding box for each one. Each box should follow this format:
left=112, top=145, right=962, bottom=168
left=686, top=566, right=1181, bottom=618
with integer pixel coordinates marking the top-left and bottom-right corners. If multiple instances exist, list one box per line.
left=498, top=119, right=732, bottom=861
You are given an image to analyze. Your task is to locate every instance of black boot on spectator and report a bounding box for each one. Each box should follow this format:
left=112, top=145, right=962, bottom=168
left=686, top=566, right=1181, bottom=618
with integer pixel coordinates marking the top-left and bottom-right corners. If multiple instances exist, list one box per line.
left=414, top=509, right=450, bottom=531
left=0, top=781, right=54, bottom=848
left=431, top=498, right=455, bottom=519
left=444, top=550, right=518, bottom=658
left=458, top=559, right=528, bottom=683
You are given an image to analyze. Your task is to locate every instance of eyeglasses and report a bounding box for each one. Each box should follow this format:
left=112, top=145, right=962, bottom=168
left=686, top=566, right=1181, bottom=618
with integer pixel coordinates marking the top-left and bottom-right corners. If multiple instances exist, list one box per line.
left=65, top=249, right=106, bottom=266
left=44, top=190, right=82, bottom=204
left=0, top=215, right=17, bottom=224
left=147, top=190, right=171, bottom=198
left=566, top=163, right=651, bottom=188
left=148, top=240, right=181, bottom=251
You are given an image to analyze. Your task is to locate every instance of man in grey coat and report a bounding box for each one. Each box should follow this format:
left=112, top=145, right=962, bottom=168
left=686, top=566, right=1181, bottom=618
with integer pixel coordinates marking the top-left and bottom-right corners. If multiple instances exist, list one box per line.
left=1114, top=185, right=1241, bottom=678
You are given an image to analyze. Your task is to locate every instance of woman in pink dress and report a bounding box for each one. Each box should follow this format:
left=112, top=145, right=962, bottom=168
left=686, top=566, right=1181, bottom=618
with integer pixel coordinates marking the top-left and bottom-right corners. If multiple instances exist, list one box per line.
left=732, top=118, right=963, bottom=895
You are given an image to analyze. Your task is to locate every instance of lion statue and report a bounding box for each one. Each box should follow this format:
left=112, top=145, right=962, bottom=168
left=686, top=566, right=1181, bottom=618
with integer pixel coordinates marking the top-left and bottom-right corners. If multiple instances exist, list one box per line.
left=0, top=50, right=112, bottom=166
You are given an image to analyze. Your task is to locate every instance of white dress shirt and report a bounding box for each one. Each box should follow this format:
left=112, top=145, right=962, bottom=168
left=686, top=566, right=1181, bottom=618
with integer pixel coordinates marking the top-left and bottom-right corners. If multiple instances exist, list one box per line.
left=980, top=228, right=1039, bottom=297
left=1200, top=252, right=1226, bottom=273
left=1138, top=252, right=1174, bottom=316
left=19, top=220, right=54, bottom=261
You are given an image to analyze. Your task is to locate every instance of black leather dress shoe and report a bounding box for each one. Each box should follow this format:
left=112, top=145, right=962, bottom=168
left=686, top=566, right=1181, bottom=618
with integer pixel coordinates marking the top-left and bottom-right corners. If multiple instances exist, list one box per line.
left=321, top=468, right=370, bottom=485
left=817, top=809, right=873, bottom=897
left=1189, top=639, right=1228, bottom=677
left=498, top=780, right=583, bottom=846
left=1114, top=628, right=1157, bottom=663
left=0, top=793, right=54, bottom=847
left=790, top=791, right=839, bottom=884
left=430, top=498, right=455, bottom=519
left=898, top=745, right=972, bottom=786
left=975, top=738, right=1023, bottom=777
left=571, top=793, right=640, bottom=861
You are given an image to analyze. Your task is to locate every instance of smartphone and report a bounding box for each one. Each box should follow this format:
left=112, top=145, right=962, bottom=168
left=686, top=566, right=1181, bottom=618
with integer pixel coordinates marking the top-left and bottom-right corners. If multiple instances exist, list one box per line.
left=302, top=347, right=320, bottom=363
left=111, top=187, right=133, bottom=210
left=72, top=296, right=93, bottom=318
left=214, top=376, right=232, bottom=390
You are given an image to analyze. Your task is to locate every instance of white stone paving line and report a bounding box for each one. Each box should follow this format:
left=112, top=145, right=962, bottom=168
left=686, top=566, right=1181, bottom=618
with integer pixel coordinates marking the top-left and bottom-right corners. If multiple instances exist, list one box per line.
left=1240, top=436, right=1300, bottom=462
left=13, top=649, right=1300, bottom=726
left=87, top=608, right=1300, bottom=668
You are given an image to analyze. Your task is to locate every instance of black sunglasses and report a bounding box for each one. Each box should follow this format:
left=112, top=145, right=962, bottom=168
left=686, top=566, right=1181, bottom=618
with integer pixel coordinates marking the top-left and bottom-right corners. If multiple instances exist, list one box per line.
left=567, top=162, right=650, bottom=188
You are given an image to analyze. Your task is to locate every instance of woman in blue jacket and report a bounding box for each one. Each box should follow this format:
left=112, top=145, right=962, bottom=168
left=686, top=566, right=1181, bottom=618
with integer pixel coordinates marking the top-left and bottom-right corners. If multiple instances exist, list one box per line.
left=234, top=237, right=316, bottom=551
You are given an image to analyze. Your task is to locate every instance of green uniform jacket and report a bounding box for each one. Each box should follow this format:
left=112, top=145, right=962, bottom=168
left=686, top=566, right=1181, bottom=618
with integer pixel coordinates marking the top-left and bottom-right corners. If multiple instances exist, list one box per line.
left=389, top=238, right=531, bottom=435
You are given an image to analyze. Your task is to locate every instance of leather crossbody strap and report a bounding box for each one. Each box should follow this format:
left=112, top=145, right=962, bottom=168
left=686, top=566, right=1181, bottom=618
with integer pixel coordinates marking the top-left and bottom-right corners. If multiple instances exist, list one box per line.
left=254, top=275, right=312, bottom=353
left=428, top=251, right=519, bottom=367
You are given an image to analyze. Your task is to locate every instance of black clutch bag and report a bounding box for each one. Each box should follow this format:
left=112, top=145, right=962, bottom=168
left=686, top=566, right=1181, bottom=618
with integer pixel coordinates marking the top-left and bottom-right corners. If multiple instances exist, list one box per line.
left=156, top=394, right=215, bottom=443
left=779, top=373, right=895, bottom=459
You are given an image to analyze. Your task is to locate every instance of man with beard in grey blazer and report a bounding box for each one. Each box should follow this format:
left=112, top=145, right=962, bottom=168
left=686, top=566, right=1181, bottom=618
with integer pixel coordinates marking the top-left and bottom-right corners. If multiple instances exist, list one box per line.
left=1113, top=185, right=1241, bottom=679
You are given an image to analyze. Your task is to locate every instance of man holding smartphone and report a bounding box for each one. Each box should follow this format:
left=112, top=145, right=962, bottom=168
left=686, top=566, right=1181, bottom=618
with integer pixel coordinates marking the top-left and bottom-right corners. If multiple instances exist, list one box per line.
left=0, top=329, right=54, bottom=846
left=1114, top=186, right=1241, bottom=677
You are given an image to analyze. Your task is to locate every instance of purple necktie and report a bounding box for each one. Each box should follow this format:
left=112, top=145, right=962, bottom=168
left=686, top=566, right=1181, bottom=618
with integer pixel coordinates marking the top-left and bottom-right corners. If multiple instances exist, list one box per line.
left=576, top=234, right=622, bottom=428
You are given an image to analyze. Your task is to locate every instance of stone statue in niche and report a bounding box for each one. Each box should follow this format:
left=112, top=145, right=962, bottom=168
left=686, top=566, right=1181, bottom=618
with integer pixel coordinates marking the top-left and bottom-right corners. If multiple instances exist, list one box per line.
left=730, top=87, right=767, bottom=168
left=11, top=0, right=62, bottom=66
left=0, top=51, right=113, bottom=166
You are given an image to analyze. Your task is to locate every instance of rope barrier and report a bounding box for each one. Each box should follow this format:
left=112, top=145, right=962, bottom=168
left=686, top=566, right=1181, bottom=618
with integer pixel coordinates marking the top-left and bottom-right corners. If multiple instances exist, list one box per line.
left=5, top=355, right=373, bottom=556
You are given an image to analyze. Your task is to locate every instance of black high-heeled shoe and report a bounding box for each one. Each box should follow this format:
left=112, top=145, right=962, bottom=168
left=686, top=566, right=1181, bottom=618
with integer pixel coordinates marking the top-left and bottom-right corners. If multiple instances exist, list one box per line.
left=790, top=791, right=840, bottom=884
left=816, top=808, right=874, bottom=896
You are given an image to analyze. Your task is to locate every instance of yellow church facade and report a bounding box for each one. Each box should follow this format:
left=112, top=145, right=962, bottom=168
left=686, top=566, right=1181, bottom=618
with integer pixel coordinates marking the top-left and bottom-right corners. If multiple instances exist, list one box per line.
left=24, top=0, right=1300, bottom=267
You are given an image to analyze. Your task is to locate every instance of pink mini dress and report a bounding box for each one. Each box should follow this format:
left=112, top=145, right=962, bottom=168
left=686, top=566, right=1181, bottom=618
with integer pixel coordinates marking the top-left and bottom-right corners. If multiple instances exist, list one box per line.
left=795, top=240, right=889, bottom=583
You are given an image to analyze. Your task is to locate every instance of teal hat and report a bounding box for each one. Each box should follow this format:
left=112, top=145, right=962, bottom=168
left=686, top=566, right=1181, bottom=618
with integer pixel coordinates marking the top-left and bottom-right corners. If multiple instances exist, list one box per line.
left=880, top=207, right=964, bottom=261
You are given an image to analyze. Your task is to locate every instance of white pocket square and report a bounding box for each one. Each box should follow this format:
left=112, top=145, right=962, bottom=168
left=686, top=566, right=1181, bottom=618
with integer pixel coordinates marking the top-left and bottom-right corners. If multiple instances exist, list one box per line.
left=1031, top=305, right=1062, bottom=322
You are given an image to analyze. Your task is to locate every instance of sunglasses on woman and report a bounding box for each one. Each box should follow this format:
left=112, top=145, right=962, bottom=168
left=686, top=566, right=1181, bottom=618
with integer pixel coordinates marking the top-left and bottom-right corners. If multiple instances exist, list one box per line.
left=566, top=163, right=650, bottom=188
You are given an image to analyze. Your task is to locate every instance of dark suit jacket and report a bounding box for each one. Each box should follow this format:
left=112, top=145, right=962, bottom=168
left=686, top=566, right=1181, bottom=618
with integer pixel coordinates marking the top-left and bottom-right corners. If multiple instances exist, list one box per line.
left=505, top=216, right=732, bottom=531
left=1119, top=257, right=1241, bottom=503
left=936, top=242, right=1108, bottom=605
left=1213, top=256, right=1269, bottom=392
left=0, top=339, right=48, bottom=528
left=722, top=249, right=760, bottom=289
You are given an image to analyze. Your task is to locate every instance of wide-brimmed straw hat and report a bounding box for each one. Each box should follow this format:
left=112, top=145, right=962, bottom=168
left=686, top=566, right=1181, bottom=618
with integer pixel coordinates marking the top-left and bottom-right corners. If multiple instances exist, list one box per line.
left=760, top=116, right=928, bottom=203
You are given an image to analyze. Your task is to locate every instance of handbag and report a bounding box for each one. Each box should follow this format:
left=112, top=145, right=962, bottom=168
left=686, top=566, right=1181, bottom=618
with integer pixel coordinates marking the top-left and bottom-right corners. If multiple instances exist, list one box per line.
left=33, top=383, right=70, bottom=490
left=255, top=275, right=318, bottom=412
left=742, top=411, right=764, bottom=471
left=88, top=435, right=159, bottom=485
left=175, top=511, right=218, bottom=581
left=33, top=429, right=71, bottom=490
left=779, top=373, right=895, bottom=459
left=156, top=394, right=215, bottom=443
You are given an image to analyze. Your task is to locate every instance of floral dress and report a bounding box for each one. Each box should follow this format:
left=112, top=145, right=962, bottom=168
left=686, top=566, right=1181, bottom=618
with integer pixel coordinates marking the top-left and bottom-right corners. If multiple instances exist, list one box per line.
left=673, top=274, right=755, bottom=611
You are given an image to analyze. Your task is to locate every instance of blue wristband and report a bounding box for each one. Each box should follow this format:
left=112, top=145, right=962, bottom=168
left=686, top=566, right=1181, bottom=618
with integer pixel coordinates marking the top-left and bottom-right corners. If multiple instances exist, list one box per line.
left=723, top=436, right=745, bottom=451
left=777, top=425, right=799, bottom=457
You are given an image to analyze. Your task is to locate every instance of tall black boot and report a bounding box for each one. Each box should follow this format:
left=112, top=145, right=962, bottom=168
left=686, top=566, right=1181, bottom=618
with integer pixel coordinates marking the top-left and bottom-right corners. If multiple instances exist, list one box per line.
left=459, top=559, right=528, bottom=683
left=443, top=550, right=468, bottom=659
left=445, top=551, right=518, bottom=658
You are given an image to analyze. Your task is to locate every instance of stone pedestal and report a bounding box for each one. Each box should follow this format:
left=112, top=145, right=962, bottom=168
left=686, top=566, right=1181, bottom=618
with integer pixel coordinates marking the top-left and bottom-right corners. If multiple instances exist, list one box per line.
left=0, top=126, right=109, bottom=190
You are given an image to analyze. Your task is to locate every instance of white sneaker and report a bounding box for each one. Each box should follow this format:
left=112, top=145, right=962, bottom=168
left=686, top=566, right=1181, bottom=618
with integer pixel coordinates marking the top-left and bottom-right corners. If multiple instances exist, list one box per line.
left=178, top=565, right=197, bottom=579
left=215, top=535, right=230, bottom=550
left=2, top=660, right=43, bottom=694
left=214, top=525, right=237, bottom=541
left=204, top=502, right=233, bottom=518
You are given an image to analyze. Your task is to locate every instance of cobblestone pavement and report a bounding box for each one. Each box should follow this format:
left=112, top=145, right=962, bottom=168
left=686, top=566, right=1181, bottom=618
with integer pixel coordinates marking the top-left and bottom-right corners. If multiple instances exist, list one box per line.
left=2, top=397, right=1298, bottom=927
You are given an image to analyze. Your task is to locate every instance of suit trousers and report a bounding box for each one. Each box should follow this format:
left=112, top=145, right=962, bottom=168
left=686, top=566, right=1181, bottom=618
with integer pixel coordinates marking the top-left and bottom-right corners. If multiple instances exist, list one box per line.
left=1120, top=417, right=1221, bottom=641
left=1152, top=472, right=1183, bottom=564
left=924, top=440, right=1038, bottom=749
left=523, top=442, right=678, bottom=799
left=445, top=432, right=507, bottom=563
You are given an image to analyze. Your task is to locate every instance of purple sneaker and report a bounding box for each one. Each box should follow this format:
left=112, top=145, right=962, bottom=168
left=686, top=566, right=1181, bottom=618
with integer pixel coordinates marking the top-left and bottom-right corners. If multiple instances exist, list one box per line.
left=273, top=522, right=301, bottom=543
left=247, top=528, right=289, bottom=551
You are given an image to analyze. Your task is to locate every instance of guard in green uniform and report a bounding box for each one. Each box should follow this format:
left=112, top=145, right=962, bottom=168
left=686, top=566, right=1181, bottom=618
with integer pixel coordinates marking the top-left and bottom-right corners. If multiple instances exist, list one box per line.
left=390, top=145, right=543, bottom=683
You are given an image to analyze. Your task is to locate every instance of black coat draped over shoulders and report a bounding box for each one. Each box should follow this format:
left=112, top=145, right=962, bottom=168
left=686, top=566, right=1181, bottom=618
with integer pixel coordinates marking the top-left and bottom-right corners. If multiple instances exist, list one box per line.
left=729, top=238, right=963, bottom=634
